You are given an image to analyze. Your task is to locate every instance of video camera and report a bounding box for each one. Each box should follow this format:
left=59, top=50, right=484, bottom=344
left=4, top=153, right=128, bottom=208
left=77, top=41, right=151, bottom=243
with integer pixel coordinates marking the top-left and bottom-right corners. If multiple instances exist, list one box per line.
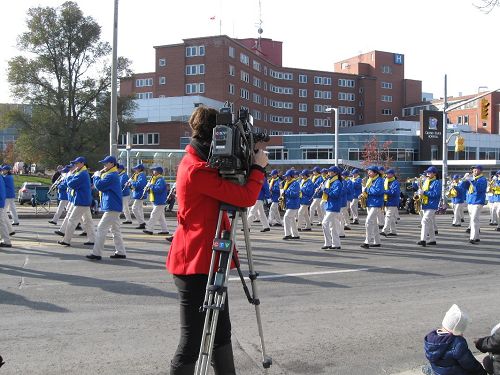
left=208, top=105, right=270, bottom=184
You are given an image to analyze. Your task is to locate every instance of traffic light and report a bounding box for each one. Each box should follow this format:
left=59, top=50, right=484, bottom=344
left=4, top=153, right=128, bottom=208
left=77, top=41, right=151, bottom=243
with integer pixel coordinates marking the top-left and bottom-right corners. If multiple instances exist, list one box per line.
left=455, top=135, right=465, bottom=152
left=480, top=98, right=490, bottom=120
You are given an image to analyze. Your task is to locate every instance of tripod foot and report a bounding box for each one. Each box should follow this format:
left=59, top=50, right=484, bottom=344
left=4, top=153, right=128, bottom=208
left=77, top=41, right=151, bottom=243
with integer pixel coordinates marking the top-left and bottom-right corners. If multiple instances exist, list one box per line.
left=263, top=356, right=273, bottom=369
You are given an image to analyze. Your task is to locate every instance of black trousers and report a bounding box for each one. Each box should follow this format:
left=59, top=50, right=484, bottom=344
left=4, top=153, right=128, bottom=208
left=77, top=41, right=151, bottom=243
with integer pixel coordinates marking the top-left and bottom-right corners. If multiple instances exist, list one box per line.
left=171, top=274, right=232, bottom=368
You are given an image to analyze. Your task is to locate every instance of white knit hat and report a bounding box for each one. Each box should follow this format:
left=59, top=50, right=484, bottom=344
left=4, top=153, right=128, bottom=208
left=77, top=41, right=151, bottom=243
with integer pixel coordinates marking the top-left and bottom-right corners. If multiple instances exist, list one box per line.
left=491, top=322, right=500, bottom=335
left=442, top=304, right=469, bottom=335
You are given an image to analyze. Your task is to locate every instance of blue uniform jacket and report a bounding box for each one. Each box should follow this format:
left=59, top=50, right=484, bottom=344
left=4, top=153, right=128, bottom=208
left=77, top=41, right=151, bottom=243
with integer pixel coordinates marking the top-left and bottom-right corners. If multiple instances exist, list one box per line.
left=451, top=180, right=468, bottom=204
left=66, top=169, right=92, bottom=207
left=149, top=176, right=168, bottom=205
left=299, top=178, right=314, bottom=206
left=424, top=330, right=486, bottom=375
left=284, top=179, right=300, bottom=209
left=352, top=177, right=362, bottom=198
left=491, top=179, right=500, bottom=203
left=312, top=175, right=324, bottom=199
left=344, top=179, right=354, bottom=201
left=0, top=176, right=6, bottom=209
left=422, top=179, right=442, bottom=210
left=57, top=178, right=68, bottom=201
left=323, top=178, right=342, bottom=212
left=366, top=176, right=384, bottom=208
left=384, top=179, right=401, bottom=207
left=3, top=174, right=15, bottom=199
left=340, top=179, right=348, bottom=207
left=119, top=171, right=130, bottom=197
left=466, top=175, right=487, bottom=205
left=257, top=178, right=271, bottom=201
left=269, top=178, right=281, bottom=203
left=94, top=170, right=123, bottom=212
left=131, top=172, right=147, bottom=200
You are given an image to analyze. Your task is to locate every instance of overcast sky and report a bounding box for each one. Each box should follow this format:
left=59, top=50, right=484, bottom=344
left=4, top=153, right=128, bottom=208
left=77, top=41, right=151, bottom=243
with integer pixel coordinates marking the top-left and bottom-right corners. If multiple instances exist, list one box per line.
left=0, top=0, right=498, bottom=103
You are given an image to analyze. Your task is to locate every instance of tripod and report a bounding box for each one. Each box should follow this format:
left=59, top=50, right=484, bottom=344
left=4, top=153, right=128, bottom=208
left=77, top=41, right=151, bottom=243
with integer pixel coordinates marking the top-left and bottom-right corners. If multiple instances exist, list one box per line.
left=195, top=203, right=272, bottom=375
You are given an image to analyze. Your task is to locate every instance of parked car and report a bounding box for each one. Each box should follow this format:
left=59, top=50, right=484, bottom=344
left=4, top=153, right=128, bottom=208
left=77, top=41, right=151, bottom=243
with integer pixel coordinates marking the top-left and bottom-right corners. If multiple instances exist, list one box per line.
left=18, top=182, right=42, bottom=205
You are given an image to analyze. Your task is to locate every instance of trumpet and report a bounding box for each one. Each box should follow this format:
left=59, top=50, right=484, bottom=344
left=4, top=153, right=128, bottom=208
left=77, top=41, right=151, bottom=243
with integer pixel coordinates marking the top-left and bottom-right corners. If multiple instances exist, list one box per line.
left=278, top=190, right=286, bottom=211
left=358, top=177, right=368, bottom=209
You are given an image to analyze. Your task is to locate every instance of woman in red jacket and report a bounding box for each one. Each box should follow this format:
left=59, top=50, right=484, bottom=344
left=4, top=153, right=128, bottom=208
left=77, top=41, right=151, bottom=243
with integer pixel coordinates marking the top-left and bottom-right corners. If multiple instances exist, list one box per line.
left=166, top=106, right=268, bottom=375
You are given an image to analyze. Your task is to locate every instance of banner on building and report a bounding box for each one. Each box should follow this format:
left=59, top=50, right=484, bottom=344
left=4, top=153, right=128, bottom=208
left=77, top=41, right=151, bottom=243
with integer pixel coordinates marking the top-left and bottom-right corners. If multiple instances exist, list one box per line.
left=419, top=110, right=444, bottom=160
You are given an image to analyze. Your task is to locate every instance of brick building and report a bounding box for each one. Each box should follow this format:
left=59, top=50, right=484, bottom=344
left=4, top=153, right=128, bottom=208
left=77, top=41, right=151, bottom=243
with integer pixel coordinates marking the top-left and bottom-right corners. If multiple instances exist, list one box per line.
left=120, top=35, right=423, bottom=149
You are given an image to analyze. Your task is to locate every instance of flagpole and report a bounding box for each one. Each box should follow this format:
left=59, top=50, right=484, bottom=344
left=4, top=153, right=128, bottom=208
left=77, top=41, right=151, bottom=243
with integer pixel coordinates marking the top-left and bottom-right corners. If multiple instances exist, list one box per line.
left=219, top=19, right=222, bottom=35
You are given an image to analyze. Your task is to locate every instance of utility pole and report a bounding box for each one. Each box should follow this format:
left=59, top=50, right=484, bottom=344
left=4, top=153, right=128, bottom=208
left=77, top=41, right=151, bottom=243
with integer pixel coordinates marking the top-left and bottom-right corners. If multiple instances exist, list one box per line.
left=110, top=0, right=119, bottom=157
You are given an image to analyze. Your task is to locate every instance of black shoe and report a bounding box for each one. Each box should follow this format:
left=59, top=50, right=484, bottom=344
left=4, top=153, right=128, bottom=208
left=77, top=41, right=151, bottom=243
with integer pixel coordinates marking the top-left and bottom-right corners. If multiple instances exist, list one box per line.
left=273, top=223, right=282, bottom=227
left=469, top=240, right=477, bottom=244
left=316, top=223, right=323, bottom=226
left=378, top=225, right=384, bottom=229
left=9, top=232, right=15, bottom=236
left=427, top=241, right=437, bottom=246
left=417, top=240, right=426, bottom=247
left=283, top=235, right=292, bottom=240
left=86, top=254, right=102, bottom=260
left=54, top=230, right=64, bottom=236
left=321, top=245, right=331, bottom=250
left=122, top=221, right=132, bottom=224
left=434, top=231, right=438, bottom=235
left=301, top=228, right=312, bottom=231
left=387, top=233, right=398, bottom=237
left=291, top=236, right=300, bottom=240
left=0, top=243, right=12, bottom=248
left=371, top=244, right=381, bottom=247
left=465, top=228, right=471, bottom=233
left=380, top=232, right=387, bottom=237
left=344, top=226, right=351, bottom=231
left=496, top=228, right=500, bottom=232
left=158, top=231, right=170, bottom=235
left=135, top=223, right=146, bottom=229
left=253, top=219, right=260, bottom=223
left=240, top=228, right=250, bottom=232
left=110, top=253, right=126, bottom=259
left=471, top=239, right=480, bottom=243
left=352, top=220, right=359, bottom=225
left=360, top=243, right=370, bottom=249
left=260, top=228, right=271, bottom=232
left=329, top=246, right=341, bottom=250
left=451, top=224, right=461, bottom=227
left=12, top=222, right=19, bottom=226
left=48, top=220, right=57, bottom=225
left=461, top=218, right=465, bottom=222
left=166, top=236, right=174, bottom=242
left=75, top=224, right=82, bottom=230
left=339, top=235, right=346, bottom=238
left=83, top=242, right=94, bottom=246
left=489, top=222, right=497, bottom=226
left=57, top=240, right=71, bottom=246
left=143, top=230, right=154, bottom=235
left=79, top=232, right=87, bottom=237
left=297, top=228, right=302, bottom=232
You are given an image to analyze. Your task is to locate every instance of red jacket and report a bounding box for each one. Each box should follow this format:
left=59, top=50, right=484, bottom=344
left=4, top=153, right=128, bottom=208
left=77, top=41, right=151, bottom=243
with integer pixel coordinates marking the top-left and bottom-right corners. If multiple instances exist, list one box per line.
left=166, top=145, right=265, bottom=275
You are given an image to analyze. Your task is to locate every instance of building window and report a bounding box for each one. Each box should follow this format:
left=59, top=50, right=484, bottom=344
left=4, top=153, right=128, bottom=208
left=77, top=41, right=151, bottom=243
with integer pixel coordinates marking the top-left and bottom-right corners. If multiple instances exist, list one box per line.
left=147, top=133, right=160, bottom=145
left=348, top=148, right=360, bottom=160
left=381, top=95, right=393, bottom=102
left=382, top=65, right=392, bottom=74
left=252, top=93, right=261, bottom=104
left=159, top=58, right=166, bottom=67
left=253, top=76, right=261, bottom=88
left=299, top=89, right=307, bottom=98
left=135, top=78, right=153, bottom=87
left=463, top=115, right=469, bottom=125
left=186, top=45, right=205, bottom=57
left=252, top=109, right=261, bottom=120
left=118, top=134, right=126, bottom=145
left=185, top=83, right=205, bottom=94
left=240, top=53, right=249, bottom=65
left=339, top=106, right=355, bottom=115
left=313, top=76, right=332, bottom=85
left=313, top=119, right=331, bottom=127
left=381, top=109, right=392, bottom=115
left=381, top=82, right=392, bottom=89
left=240, top=88, right=249, bottom=100
left=132, top=133, right=144, bottom=145
left=338, top=79, right=355, bottom=87
left=299, top=117, right=307, bottom=126
left=299, top=103, right=307, bottom=112
left=302, top=148, right=333, bottom=159
left=299, top=74, right=307, bottom=84
left=135, top=92, right=153, bottom=99
left=338, top=92, right=355, bottom=101
left=186, top=64, right=205, bottom=75
left=339, top=120, right=355, bottom=127
left=240, top=70, right=250, bottom=83
left=229, top=65, right=235, bottom=76
left=431, top=145, right=439, bottom=160
left=229, top=83, right=235, bottom=95
left=267, top=148, right=288, bottom=160
left=159, top=76, right=166, bottom=85
left=252, top=60, right=261, bottom=71
left=229, top=46, right=235, bottom=58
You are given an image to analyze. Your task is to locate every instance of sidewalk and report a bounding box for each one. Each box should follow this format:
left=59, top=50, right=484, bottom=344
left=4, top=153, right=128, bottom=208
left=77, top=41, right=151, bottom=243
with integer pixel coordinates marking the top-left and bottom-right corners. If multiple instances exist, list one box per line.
left=392, top=354, right=485, bottom=375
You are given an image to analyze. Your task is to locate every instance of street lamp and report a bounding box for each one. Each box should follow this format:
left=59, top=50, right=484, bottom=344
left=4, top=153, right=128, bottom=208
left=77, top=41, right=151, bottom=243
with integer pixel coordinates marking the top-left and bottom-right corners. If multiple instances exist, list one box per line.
left=167, top=152, right=173, bottom=180
left=324, top=107, right=339, bottom=166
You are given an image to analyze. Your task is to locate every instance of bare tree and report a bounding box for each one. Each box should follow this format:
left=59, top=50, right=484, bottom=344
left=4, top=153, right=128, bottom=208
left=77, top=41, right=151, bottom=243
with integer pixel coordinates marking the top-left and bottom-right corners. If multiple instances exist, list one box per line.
left=474, top=0, right=499, bottom=13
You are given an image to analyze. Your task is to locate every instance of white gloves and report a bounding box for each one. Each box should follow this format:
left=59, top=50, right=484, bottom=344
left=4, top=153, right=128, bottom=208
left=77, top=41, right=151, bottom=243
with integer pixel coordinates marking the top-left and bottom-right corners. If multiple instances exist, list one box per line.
left=94, top=171, right=101, bottom=177
left=418, top=189, right=424, bottom=195
left=266, top=199, right=272, bottom=205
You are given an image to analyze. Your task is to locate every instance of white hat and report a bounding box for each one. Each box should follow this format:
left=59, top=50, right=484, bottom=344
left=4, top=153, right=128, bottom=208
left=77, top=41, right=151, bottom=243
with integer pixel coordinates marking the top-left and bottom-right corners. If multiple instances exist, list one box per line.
left=442, top=304, right=469, bottom=335
left=491, top=322, right=500, bottom=335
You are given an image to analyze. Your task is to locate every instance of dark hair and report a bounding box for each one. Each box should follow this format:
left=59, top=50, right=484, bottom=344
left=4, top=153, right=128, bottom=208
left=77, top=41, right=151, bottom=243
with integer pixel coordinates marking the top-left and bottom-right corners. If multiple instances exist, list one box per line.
left=189, top=107, right=219, bottom=143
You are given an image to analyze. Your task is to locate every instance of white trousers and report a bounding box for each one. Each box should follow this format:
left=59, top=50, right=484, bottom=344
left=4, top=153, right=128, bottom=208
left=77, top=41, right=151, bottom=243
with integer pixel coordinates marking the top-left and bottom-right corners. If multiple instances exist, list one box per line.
left=0, top=207, right=11, bottom=245
left=268, top=202, right=282, bottom=225
left=60, top=203, right=74, bottom=233
left=310, top=198, right=324, bottom=223
left=92, top=211, right=125, bottom=256
left=382, top=206, right=398, bottom=234
left=5, top=198, right=19, bottom=224
left=248, top=200, right=270, bottom=229
left=131, top=199, right=145, bottom=224
left=350, top=198, right=359, bottom=221
left=3, top=210, right=12, bottom=235
left=297, top=204, right=311, bottom=229
left=452, top=202, right=465, bottom=225
left=342, top=204, right=351, bottom=225
left=468, top=204, right=482, bottom=241
left=322, top=211, right=341, bottom=247
left=365, top=206, right=381, bottom=245
left=52, top=199, right=69, bottom=222
left=488, top=202, right=497, bottom=224
left=283, top=208, right=299, bottom=237
left=122, top=195, right=132, bottom=221
left=146, top=204, right=168, bottom=233
left=377, top=207, right=385, bottom=226
left=421, top=209, right=436, bottom=242
left=63, top=205, right=95, bottom=244
left=493, top=201, right=500, bottom=228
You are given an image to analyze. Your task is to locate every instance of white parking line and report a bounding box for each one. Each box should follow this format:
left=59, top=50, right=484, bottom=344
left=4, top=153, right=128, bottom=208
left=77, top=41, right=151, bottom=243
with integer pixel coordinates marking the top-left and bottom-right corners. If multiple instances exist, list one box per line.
left=229, top=266, right=381, bottom=281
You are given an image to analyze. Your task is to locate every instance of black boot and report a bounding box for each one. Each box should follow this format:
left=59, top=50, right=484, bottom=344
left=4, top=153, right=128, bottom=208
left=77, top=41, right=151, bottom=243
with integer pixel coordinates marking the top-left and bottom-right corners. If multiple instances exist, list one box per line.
left=170, top=361, right=195, bottom=375
left=211, top=344, right=236, bottom=375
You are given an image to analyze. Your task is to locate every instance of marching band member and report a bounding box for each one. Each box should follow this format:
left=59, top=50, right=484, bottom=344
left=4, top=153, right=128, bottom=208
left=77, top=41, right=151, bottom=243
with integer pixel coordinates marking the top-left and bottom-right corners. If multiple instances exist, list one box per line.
left=86, top=156, right=126, bottom=260
left=417, top=166, right=442, bottom=247
left=49, top=165, right=70, bottom=225
left=381, top=169, right=400, bottom=237
left=465, top=165, right=487, bottom=244
left=1, top=165, right=20, bottom=227
left=309, top=166, right=324, bottom=226
left=267, top=169, right=282, bottom=227
left=0, top=172, right=12, bottom=247
left=129, top=163, right=148, bottom=229
left=487, top=174, right=497, bottom=227
left=247, top=174, right=271, bottom=232
left=117, top=164, right=133, bottom=224
left=360, top=166, right=384, bottom=249
left=321, top=166, right=342, bottom=250
left=281, top=169, right=301, bottom=240
left=376, top=166, right=386, bottom=229
left=143, top=166, right=170, bottom=235
left=492, top=170, right=500, bottom=232
left=350, top=169, right=362, bottom=225
left=297, top=169, right=314, bottom=231
left=57, top=156, right=95, bottom=247
left=55, top=163, right=77, bottom=236
left=449, top=175, right=467, bottom=227
left=341, top=170, right=353, bottom=232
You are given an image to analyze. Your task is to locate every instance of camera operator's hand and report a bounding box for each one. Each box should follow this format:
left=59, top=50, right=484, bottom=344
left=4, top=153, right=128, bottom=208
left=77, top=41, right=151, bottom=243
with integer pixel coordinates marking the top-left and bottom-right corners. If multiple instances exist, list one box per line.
left=254, top=149, right=269, bottom=168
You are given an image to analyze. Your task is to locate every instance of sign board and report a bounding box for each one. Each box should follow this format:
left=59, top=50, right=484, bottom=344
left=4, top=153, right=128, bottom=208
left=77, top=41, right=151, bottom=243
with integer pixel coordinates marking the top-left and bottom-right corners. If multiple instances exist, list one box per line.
left=419, top=110, right=443, bottom=160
